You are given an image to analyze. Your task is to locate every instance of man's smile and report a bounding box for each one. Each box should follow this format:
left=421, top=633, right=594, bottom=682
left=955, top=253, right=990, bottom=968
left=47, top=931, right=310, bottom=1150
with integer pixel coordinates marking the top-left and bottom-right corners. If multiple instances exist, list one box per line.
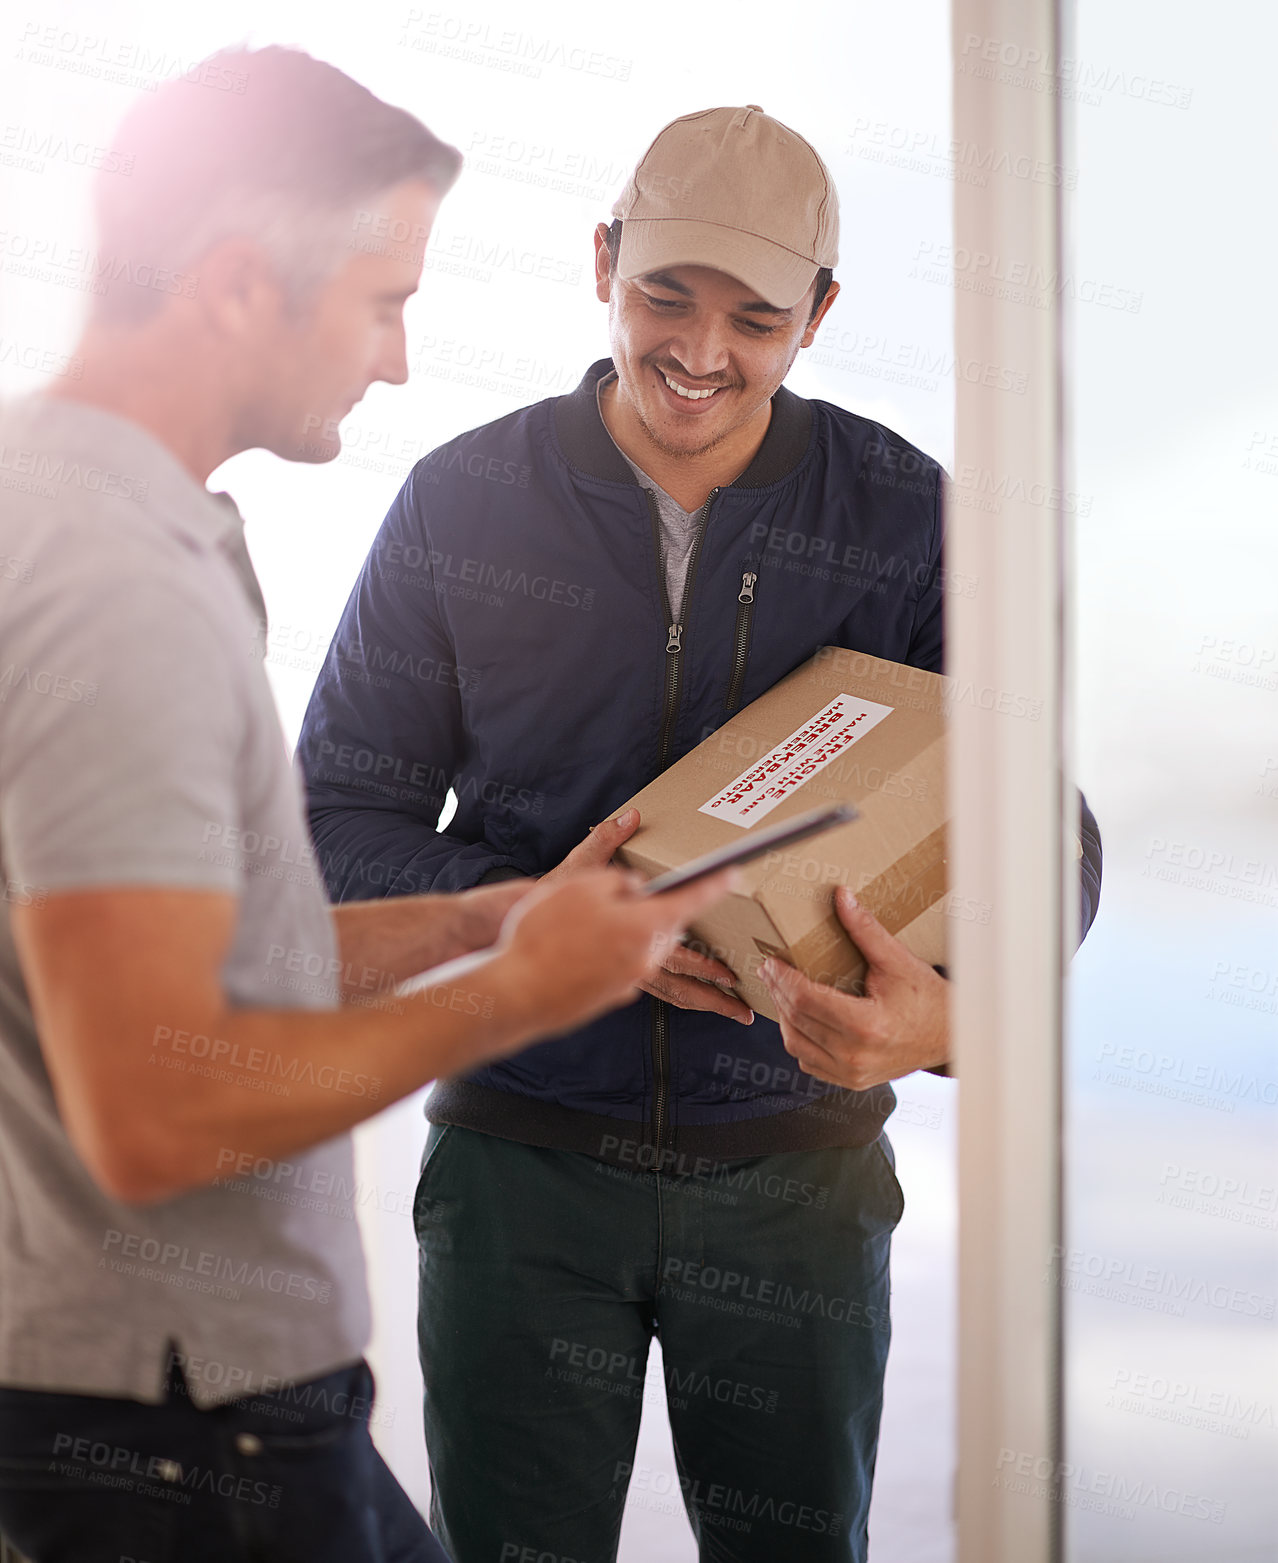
left=653, top=365, right=732, bottom=412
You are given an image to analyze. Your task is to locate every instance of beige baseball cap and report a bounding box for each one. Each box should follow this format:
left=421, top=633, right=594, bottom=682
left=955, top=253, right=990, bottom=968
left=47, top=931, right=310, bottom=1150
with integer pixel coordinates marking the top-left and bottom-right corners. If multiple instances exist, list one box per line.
left=610, top=105, right=839, bottom=310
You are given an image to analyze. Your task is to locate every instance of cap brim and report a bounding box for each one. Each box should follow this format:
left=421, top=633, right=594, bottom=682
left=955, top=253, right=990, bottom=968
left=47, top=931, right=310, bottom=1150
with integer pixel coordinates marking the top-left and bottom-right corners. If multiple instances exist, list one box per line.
left=615, top=218, right=820, bottom=311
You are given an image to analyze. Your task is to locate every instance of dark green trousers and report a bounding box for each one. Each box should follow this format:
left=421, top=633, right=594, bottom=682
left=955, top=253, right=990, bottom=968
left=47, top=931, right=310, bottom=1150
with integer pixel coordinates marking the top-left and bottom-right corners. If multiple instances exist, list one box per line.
left=414, top=1125, right=903, bottom=1563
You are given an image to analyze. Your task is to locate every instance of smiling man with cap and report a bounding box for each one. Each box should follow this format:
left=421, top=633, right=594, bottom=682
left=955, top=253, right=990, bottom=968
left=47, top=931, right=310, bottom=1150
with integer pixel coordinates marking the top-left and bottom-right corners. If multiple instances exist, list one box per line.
left=298, top=105, right=1103, bottom=1562
left=599, top=105, right=841, bottom=503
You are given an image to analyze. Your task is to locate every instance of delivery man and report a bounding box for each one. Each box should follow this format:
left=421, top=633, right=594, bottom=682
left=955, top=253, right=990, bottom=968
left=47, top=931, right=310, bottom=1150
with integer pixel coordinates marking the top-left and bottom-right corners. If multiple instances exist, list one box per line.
left=299, top=106, right=1103, bottom=1562
left=0, top=53, right=734, bottom=1563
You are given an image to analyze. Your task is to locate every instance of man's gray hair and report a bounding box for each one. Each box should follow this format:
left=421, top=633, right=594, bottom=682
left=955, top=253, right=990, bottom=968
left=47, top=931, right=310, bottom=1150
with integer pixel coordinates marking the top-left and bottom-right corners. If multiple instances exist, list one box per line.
left=93, top=46, right=462, bottom=322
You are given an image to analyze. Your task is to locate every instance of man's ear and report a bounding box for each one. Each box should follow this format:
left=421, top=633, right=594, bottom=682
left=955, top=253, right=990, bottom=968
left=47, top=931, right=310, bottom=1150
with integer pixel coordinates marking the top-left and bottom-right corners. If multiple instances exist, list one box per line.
left=799, top=279, right=840, bottom=350
left=593, top=223, right=613, bottom=304
left=194, top=237, right=286, bottom=341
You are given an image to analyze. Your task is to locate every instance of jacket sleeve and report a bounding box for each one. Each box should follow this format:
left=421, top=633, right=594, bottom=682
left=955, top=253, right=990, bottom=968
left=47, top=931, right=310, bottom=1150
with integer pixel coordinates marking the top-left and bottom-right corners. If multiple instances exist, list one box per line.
left=904, top=464, right=945, bottom=675
left=296, top=464, right=525, bottom=901
left=924, top=792, right=1102, bottom=1077
left=1077, top=789, right=1103, bottom=944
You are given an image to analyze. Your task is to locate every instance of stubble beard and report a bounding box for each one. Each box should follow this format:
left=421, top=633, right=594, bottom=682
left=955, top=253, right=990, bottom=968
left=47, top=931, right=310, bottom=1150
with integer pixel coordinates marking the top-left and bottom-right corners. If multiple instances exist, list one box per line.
left=634, top=367, right=752, bottom=463
left=634, top=402, right=736, bottom=462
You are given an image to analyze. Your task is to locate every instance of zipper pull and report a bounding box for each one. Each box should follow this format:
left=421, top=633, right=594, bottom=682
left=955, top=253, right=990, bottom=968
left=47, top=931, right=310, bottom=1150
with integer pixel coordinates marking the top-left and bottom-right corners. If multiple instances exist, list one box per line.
left=666, top=623, right=683, bottom=653
left=738, top=571, right=757, bottom=604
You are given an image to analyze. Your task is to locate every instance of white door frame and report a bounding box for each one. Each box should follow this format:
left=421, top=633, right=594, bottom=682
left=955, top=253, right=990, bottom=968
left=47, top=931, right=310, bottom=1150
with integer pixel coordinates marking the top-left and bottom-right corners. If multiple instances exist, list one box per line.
left=949, top=2, right=1074, bottom=1559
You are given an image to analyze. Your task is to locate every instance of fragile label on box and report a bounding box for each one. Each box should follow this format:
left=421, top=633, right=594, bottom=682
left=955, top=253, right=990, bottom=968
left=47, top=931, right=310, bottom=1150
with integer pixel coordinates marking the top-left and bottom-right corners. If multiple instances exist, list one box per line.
left=698, top=694, right=895, bottom=828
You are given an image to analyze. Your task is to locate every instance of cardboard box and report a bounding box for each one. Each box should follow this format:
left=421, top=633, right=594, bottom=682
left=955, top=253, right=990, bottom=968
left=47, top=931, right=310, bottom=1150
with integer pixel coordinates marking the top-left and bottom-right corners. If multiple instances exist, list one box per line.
left=616, top=647, right=948, bottom=1022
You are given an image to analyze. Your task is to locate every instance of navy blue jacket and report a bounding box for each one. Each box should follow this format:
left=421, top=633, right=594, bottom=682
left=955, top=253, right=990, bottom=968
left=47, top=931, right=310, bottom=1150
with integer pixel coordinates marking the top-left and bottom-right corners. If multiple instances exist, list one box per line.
left=298, top=360, right=1102, bottom=1168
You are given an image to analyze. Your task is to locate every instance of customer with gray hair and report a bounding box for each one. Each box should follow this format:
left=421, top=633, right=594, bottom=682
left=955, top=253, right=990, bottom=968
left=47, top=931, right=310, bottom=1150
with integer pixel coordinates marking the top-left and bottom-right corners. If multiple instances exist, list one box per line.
left=0, top=47, right=732, bottom=1562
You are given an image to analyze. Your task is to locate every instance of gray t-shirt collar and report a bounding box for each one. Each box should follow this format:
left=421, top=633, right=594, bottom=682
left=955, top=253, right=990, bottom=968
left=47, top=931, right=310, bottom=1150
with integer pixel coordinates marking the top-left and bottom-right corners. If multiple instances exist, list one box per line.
left=13, top=395, right=247, bottom=555
left=12, top=395, right=265, bottom=625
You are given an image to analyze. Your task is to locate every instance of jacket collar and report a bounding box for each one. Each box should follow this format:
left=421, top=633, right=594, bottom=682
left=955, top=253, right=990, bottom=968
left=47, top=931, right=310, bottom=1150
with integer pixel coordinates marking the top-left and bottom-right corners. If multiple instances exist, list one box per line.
left=553, top=358, right=813, bottom=490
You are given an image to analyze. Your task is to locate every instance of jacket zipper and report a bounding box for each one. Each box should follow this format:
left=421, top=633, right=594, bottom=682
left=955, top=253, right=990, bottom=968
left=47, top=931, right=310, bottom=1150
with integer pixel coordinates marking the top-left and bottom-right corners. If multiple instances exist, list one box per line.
left=648, top=487, right=719, bottom=773
left=724, top=569, right=758, bottom=712
left=645, top=484, right=719, bottom=1158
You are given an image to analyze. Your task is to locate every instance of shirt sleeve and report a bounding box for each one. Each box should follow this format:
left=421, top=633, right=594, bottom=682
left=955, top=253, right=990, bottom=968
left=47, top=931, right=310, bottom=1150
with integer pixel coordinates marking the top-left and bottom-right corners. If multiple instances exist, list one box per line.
left=0, top=571, right=245, bottom=895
